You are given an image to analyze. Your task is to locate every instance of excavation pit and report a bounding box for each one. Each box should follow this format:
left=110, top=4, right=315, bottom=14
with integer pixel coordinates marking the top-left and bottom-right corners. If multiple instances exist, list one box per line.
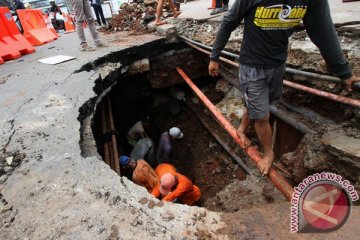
left=77, top=42, right=318, bottom=212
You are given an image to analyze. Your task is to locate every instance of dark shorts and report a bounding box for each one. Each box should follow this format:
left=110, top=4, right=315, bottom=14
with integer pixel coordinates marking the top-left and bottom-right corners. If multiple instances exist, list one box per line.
left=239, top=64, right=285, bottom=120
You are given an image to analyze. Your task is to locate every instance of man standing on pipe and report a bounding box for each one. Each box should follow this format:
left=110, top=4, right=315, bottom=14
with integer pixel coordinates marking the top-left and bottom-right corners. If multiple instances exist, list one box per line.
left=208, top=0, right=360, bottom=175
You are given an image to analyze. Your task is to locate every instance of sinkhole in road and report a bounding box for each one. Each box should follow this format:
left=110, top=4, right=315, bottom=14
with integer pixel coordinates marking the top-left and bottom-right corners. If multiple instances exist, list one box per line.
left=79, top=42, right=306, bottom=211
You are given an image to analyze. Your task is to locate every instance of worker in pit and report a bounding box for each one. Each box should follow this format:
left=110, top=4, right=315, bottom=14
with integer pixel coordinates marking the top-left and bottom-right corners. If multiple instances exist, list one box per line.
left=130, top=137, right=156, bottom=168
left=151, top=163, right=201, bottom=205
left=127, top=116, right=151, bottom=146
left=119, top=156, right=158, bottom=193
left=156, top=127, right=183, bottom=164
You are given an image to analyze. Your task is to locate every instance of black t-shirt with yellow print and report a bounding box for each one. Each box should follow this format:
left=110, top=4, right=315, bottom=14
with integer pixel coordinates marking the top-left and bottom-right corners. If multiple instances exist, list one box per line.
left=211, top=0, right=352, bottom=80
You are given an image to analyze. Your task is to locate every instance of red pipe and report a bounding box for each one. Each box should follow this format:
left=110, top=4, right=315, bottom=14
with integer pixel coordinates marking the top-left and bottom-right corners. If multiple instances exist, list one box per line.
left=176, top=67, right=294, bottom=201
left=283, top=80, right=360, bottom=108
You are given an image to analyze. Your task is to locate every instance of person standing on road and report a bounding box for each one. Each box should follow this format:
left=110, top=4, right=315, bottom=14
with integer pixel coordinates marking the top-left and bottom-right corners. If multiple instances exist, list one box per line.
left=209, top=0, right=360, bottom=175
left=154, top=0, right=181, bottom=26
left=89, top=0, right=107, bottom=28
left=70, top=0, right=106, bottom=51
left=210, top=0, right=229, bottom=15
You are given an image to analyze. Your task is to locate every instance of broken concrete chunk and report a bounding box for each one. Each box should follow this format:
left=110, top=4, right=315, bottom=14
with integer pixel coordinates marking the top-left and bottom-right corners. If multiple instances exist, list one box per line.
left=5, top=157, right=13, bottom=166
left=128, top=59, right=150, bottom=75
left=322, top=131, right=360, bottom=158
left=156, top=24, right=177, bottom=42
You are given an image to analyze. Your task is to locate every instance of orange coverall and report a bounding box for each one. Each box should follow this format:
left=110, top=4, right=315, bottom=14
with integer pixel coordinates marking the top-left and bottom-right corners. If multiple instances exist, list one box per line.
left=151, top=163, right=201, bottom=205
left=132, top=160, right=158, bottom=193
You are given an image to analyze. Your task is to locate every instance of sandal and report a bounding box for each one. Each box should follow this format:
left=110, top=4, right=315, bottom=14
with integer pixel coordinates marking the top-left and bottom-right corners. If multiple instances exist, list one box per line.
left=173, top=11, right=182, bottom=18
left=81, top=44, right=95, bottom=51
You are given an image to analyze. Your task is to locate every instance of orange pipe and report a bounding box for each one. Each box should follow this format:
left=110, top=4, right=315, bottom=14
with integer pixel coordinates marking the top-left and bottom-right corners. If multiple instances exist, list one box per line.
left=283, top=80, right=360, bottom=108
left=176, top=67, right=294, bottom=201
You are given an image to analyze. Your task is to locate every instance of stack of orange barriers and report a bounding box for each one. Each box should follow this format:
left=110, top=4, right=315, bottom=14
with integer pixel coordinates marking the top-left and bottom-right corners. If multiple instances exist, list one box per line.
left=0, top=7, right=35, bottom=64
left=17, top=9, right=58, bottom=46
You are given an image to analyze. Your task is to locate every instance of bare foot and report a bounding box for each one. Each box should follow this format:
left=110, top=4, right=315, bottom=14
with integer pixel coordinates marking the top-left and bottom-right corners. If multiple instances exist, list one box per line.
left=257, top=152, right=274, bottom=175
left=155, top=20, right=167, bottom=26
left=236, top=129, right=251, bottom=148
left=173, top=11, right=181, bottom=18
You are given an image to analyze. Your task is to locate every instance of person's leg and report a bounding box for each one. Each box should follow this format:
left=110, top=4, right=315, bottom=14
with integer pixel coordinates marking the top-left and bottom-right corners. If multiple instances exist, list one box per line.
left=240, top=65, right=274, bottom=174
left=155, top=0, right=166, bottom=25
left=93, top=6, right=101, bottom=25
left=71, top=0, right=87, bottom=46
left=98, top=5, right=107, bottom=25
left=236, top=109, right=251, bottom=148
left=167, top=0, right=181, bottom=17
left=82, top=0, right=100, bottom=44
left=255, top=63, right=285, bottom=174
left=236, top=64, right=253, bottom=147
left=254, top=113, right=274, bottom=175
left=222, top=0, right=229, bottom=11
left=210, top=0, right=223, bottom=15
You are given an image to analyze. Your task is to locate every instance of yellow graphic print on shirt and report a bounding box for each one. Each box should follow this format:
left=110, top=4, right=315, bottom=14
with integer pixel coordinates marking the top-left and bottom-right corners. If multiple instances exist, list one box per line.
left=254, top=4, right=307, bottom=29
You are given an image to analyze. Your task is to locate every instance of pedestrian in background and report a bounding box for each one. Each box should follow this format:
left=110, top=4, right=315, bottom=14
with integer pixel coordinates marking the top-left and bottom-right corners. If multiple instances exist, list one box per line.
left=210, top=0, right=228, bottom=15
left=70, top=0, right=106, bottom=51
left=89, top=0, right=107, bottom=28
left=154, top=0, right=181, bottom=26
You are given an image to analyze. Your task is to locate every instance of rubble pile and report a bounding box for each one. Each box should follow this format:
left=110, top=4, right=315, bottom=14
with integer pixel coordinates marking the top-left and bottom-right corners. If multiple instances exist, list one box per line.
left=106, top=0, right=181, bottom=34
left=106, top=1, right=158, bottom=34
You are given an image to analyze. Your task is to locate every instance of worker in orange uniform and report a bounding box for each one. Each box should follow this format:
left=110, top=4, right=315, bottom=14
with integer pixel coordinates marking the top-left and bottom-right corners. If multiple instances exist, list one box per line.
left=119, top=156, right=158, bottom=193
left=151, top=163, right=201, bottom=205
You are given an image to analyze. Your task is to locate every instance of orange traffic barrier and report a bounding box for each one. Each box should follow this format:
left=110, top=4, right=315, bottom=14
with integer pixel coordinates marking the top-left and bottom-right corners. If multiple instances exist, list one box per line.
left=17, top=9, right=57, bottom=46
left=43, top=14, right=59, bottom=37
left=208, top=0, right=216, bottom=9
left=62, top=13, right=75, bottom=33
left=0, top=7, right=35, bottom=62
